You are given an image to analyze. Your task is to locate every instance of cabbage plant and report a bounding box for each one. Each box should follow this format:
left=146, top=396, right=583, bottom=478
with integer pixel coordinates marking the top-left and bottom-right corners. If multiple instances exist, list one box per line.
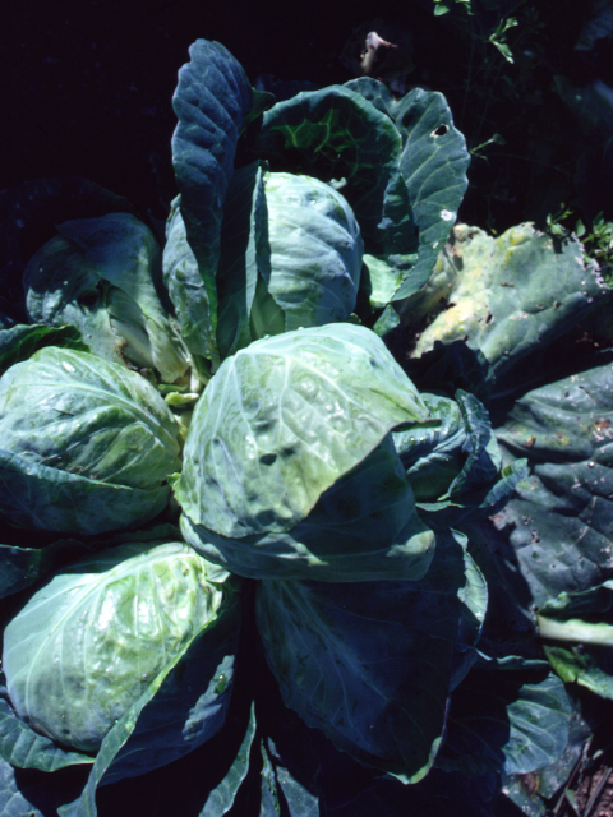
left=1, top=33, right=611, bottom=817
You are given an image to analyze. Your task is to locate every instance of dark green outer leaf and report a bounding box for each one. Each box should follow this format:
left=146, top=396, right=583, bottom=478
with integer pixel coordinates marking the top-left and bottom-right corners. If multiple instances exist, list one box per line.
left=494, top=485, right=613, bottom=613
left=400, top=388, right=527, bottom=529
left=372, top=301, right=402, bottom=336
left=198, top=704, right=256, bottom=816
left=497, top=360, right=613, bottom=468
left=252, top=85, right=401, bottom=248
left=394, top=392, right=465, bottom=500
left=0, top=324, right=87, bottom=378
left=0, top=539, right=82, bottom=599
left=216, top=163, right=264, bottom=360
left=397, top=389, right=503, bottom=506
left=273, top=766, right=319, bottom=816
left=438, top=660, right=570, bottom=779
left=501, top=700, right=592, bottom=817
left=0, top=544, right=46, bottom=598
left=170, top=39, right=253, bottom=367
left=343, top=76, right=397, bottom=119
left=504, top=672, right=571, bottom=775
left=545, top=639, right=613, bottom=700
left=0, top=759, right=44, bottom=817
left=255, top=528, right=467, bottom=782
left=446, top=391, right=499, bottom=499
left=0, top=450, right=170, bottom=535
left=378, top=169, right=420, bottom=260
left=0, top=758, right=91, bottom=817
left=259, top=739, right=282, bottom=817
left=495, top=361, right=613, bottom=610
left=251, top=647, right=379, bottom=815
left=162, top=198, right=213, bottom=379
left=453, top=547, right=488, bottom=689
left=415, top=468, right=530, bottom=531
left=539, top=580, right=613, bottom=628
left=392, top=88, right=469, bottom=300
left=327, top=769, right=500, bottom=817
left=243, top=87, right=275, bottom=127
left=343, top=79, right=420, bottom=262
left=23, top=214, right=189, bottom=383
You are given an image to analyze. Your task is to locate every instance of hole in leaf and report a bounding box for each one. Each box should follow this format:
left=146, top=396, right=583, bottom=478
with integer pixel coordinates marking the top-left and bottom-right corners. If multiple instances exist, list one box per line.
left=400, top=110, right=421, bottom=131
left=77, top=280, right=108, bottom=309
left=77, top=290, right=99, bottom=308
left=430, top=124, right=449, bottom=137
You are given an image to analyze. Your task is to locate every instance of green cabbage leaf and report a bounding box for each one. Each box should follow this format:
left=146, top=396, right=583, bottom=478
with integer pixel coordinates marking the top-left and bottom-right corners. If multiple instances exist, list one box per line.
left=166, top=39, right=253, bottom=375
left=255, top=529, right=483, bottom=782
left=23, top=213, right=190, bottom=383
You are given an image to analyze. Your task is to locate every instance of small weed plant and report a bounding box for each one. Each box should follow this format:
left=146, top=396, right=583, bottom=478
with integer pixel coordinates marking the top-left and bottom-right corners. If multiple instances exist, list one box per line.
left=548, top=204, right=613, bottom=282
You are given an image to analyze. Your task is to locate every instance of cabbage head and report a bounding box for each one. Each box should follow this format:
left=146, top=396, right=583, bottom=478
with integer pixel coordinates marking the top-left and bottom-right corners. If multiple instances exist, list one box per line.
left=252, top=171, right=363, bottom=336
left=214, top=169, right=364, bottom=358
left=176, top=322, right=437, bottom=581
left=0, top=347, right=181, bottom=533
left=3, top=541, right=238, bottom=756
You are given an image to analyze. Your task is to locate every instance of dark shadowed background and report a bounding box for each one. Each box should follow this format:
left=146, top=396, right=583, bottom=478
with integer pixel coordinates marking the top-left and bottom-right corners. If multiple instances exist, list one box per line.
left=4, top=0, right=608, bottom=234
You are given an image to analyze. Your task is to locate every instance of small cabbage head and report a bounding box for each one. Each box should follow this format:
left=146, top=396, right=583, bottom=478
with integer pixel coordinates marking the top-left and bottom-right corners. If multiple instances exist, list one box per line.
left=3, top=542, right=236, bottom=754
left=252, top=171, right=363, bottom=337
left=214, top=169, right=364, bottom=358
left=0, top=347, right=181, bottom=533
